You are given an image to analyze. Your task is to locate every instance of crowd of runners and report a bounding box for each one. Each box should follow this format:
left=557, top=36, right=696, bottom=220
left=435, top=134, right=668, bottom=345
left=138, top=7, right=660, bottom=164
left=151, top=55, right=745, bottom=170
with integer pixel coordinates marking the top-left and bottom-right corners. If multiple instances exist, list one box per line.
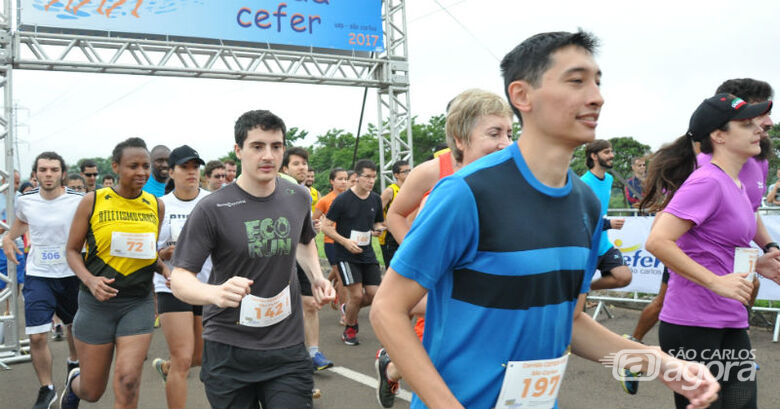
left=2, top=29, right=780, bottom=409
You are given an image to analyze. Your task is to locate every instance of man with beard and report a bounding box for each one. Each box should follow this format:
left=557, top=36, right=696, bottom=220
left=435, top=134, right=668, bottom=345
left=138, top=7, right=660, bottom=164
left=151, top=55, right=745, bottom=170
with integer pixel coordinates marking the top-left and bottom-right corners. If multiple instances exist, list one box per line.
left=581, top=139, right=632, bottom=290
left=2, top=152, right=82, bottom=409
left=143, top=145, right=171, bottom=197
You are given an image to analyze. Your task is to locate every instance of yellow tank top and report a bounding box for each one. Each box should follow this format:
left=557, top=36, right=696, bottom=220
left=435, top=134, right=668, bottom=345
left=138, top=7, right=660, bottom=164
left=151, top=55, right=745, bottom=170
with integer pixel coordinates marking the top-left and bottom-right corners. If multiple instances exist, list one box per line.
left=85, top=187, right=159, bottom=298
left=378, top=183, right=400, bottom=245
left=310, top=186, right=320, bottom=213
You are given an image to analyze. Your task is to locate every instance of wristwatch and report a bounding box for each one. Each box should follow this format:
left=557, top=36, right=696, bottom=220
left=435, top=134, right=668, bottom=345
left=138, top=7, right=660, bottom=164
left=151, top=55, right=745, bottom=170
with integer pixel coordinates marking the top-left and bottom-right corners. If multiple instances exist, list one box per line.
left=763, top=242, right=780, bottom=253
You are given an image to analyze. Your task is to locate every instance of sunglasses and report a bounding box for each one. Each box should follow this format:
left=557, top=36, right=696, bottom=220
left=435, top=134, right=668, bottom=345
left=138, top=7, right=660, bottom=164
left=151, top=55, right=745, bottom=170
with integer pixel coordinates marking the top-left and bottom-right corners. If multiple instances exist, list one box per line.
left=83, top=173, right=98, bottom=177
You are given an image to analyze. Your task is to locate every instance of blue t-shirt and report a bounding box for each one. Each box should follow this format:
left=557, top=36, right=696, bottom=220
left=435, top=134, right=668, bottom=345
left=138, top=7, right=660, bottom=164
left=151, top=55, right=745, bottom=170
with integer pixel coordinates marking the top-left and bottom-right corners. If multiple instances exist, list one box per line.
left=142, top=176, right=166, bottom=197
left=391, top=143, right=602, bottom=409
left=580, top=170, right=613, bottom=255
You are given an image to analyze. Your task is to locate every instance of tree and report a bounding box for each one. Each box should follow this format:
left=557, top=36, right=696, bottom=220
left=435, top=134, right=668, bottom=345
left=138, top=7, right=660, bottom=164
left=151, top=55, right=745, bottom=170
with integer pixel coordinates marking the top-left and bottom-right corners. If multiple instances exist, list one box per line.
left=286, top=127, right=309, bottom=148
left=570, top=137, right=651, bottom=207
left=68, top=157, right=115, bottom=179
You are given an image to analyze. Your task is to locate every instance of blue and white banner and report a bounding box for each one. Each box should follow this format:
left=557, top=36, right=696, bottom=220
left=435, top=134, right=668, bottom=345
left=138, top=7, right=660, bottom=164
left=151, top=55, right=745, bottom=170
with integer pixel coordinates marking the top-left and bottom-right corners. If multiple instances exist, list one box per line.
left=591, top=216, right=780, bottom=301
left=21, top=0, right=384, bottom=52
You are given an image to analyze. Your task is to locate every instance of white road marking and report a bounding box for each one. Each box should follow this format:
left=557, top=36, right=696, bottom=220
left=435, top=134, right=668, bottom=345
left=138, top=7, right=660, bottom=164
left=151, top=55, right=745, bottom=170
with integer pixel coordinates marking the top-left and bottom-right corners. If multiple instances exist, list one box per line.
left=328, top=366, right=413, bottom=402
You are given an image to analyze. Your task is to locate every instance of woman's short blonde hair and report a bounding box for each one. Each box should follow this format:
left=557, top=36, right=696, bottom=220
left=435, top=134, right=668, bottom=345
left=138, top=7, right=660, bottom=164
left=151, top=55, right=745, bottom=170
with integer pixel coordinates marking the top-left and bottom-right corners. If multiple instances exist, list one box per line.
left=445, top=89, right=513, bottom=163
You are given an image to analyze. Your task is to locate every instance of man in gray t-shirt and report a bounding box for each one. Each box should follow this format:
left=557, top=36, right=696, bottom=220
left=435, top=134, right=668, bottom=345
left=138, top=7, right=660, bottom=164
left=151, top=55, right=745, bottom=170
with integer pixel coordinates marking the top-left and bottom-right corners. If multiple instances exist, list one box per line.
left=171, top=110, right=334, bottom=409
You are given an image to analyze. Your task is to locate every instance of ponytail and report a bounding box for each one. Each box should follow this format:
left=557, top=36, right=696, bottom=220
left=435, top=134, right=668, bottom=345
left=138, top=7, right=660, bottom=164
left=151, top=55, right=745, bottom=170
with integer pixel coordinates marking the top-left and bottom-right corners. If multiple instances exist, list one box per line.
left=639, top=135, right=697, bottom=213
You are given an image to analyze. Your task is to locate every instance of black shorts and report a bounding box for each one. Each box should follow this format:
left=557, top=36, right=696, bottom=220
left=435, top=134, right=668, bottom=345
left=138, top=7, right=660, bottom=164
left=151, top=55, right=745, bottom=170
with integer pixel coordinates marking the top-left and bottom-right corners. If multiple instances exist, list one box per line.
left=296, top=264, right=313, bottom=297
left=323, top=242, right=337, bottom=266
left=156, top=292, right=203, bottom=316
left=596, top=246, right=626, bottom=276
left=201, top=340, right=313, bottom=409
left=337, top=261, right=381, bottom=287
left=662, top=266, right=670, bottom=284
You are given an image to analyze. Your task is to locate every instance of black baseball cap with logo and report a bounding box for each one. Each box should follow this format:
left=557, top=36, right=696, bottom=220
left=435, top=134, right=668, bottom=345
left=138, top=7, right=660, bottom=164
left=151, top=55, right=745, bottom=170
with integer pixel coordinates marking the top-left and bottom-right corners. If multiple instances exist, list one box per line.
left=687, top=93, right=772, bottom=141
left=168, top=145, right=206, bottom=168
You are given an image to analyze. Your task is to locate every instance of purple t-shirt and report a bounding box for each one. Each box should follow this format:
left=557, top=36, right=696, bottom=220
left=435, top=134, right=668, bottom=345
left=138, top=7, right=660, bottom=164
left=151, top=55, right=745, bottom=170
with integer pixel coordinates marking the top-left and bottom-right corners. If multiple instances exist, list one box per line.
left=660, top=162, right=756, bottom=328
left=697, top=153, right=768, bottom=211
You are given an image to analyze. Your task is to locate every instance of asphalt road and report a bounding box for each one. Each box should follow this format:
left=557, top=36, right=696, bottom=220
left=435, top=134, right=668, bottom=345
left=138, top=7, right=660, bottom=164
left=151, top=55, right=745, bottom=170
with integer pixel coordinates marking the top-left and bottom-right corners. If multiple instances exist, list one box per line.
left=1, top=300, right=779, bottom=408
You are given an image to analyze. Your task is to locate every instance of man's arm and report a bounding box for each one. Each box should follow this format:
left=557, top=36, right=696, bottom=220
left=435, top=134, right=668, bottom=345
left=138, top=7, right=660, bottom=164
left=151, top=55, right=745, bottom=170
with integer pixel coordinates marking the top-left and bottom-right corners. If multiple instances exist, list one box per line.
left=1, top=217, right=27, bottom=264
left=766, top=183, right=779, bottom=205
left=753, top=213, right=780, bottom=284
left=570, top=295, right=719, bottom=408
left=370, top=268, right=464, bottom=408
left=380, top=186, right=394, bottom=210
left=321, top=217, right=362, bottom=254
left=386, top=161, right=437, bottom=244
left=295, top=239, right=335, bottom=306
left=170, top=267, right=252, bottom=307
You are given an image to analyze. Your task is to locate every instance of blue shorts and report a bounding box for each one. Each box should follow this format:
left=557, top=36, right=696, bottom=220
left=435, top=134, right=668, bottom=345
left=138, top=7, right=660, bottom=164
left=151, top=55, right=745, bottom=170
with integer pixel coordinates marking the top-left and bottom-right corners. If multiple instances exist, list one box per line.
left=23, top=275, right=80, bottom=335
left=0, top=249, right=26, bottom=290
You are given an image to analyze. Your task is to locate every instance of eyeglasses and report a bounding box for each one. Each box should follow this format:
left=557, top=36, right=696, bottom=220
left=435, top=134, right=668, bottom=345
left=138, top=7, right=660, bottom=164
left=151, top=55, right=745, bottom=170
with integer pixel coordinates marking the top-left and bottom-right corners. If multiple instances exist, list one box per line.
left=213, top=174, right=226, bottom=179
left=399, top=169, right=411, bottom=174
left=83, top=173, right=98, bottom=177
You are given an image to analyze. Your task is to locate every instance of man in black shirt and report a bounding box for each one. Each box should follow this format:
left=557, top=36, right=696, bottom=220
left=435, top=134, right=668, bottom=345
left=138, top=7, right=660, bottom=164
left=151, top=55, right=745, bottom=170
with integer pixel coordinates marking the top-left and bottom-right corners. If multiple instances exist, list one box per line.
left=322, top=159, right=385, bottom=346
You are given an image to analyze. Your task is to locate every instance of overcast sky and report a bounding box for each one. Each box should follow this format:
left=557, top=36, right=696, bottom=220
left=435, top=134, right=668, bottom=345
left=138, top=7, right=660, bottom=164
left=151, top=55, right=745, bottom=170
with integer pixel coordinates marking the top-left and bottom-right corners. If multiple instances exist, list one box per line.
left=8, top=0, right=780, bottom=175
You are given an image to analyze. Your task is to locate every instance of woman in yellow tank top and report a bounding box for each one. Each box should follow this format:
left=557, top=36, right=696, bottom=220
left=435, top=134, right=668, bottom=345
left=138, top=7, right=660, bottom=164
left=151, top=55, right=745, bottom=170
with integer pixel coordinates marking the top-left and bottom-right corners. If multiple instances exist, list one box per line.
left=62, top=137, right=166, bottom=409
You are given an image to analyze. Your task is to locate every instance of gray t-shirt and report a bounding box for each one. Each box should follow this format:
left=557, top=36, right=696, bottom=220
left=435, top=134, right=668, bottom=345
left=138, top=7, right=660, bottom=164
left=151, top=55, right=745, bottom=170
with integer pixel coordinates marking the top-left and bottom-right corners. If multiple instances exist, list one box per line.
left=173, top=178, right=315, bottom=350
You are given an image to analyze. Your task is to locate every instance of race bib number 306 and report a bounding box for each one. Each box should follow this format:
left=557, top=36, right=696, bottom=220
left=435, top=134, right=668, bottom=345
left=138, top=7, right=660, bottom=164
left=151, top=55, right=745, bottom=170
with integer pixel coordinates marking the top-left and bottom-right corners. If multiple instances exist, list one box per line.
left=239, top=285, right=292, bottom=327
left=109, top=232, right=157, bottom=259
left=495, top=354, right=569, bottom=409
left=34, top=245, right=66, bottom=266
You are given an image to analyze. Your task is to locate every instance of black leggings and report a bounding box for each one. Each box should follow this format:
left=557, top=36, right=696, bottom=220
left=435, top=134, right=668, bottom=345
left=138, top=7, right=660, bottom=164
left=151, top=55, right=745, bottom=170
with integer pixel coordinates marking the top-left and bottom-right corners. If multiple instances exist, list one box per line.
left=658, top=321, right=757, bottom=409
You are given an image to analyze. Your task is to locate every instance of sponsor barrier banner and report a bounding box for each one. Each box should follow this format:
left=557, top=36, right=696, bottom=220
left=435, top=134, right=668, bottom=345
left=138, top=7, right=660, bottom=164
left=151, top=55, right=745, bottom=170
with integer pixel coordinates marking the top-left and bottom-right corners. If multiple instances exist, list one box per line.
left=21, top=0, right=384, bottom=52
left=591, top=216, right=780, bottom=301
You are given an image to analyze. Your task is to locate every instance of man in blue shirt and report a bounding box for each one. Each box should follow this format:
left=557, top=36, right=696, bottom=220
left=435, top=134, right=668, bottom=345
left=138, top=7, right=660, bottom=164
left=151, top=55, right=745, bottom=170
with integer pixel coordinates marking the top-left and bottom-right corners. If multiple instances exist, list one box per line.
left=580, top=139, right=632, bottom=290
left=142, top=145, right=170, bottom=197
left=370, top=30, right=719, bottom=409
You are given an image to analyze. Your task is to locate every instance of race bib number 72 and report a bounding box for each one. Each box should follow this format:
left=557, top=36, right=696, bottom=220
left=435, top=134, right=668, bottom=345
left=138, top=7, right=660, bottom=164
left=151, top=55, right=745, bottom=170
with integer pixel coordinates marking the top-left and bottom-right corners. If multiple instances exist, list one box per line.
left=109, top=232, right=156, bottom=259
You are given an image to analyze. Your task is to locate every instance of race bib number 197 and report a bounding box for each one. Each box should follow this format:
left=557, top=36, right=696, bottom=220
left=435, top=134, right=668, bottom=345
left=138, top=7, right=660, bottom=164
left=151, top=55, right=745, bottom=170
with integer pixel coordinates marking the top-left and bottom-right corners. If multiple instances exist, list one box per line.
left=494, top=354, right=569, bottom=409
left=109, top=232, right=157, bottom=259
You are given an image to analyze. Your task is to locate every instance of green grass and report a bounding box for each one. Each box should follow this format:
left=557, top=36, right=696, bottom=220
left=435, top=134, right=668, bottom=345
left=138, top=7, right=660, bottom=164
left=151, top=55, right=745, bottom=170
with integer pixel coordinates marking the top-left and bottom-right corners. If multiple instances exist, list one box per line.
left=314, top=232, right=386, bottom=267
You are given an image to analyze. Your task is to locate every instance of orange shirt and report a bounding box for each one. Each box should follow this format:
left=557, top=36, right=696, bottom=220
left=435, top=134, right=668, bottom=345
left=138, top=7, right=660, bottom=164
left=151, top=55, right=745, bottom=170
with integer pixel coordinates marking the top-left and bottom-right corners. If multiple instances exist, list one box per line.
left=316, top=190, right=340, bottom=243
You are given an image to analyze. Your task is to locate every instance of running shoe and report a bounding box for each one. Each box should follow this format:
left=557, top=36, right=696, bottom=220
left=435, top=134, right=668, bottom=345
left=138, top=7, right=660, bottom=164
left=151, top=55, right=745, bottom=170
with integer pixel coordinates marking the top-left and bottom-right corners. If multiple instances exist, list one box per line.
left=33, top=386, right=56, bottom=409
left=339, top=303, right=346, bottom=326
left=312, top=352, right=334, bottom=371
left=341, top=325, right=359, bottom=346
left=60, top=367, right=81, bottom=409
left=375, top=348, right=399, bottom=408
left=619, top=334, right=639, bottom=395
left=66, top=361, right=79, bottom=384
left=312, top=388, right=322, bottom=399
left=52, top=323, right=64, bottom=341
left=152, top=358, right=168, bottom=383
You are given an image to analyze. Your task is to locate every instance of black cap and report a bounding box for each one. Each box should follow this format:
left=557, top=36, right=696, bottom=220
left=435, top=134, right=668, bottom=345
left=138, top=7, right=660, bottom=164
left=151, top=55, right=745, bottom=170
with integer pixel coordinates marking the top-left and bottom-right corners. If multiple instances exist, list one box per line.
left=687, top=93, right=772, bottom=141
left=168, top=145, right=205, bottom=168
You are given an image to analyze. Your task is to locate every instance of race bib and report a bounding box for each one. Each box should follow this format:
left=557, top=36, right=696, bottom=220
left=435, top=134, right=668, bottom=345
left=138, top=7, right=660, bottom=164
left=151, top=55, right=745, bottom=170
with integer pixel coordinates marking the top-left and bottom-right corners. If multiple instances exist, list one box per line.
left=349, top=230, right=371, bottom=246
left=734, top=247, right=759, bottom=282
left=34, top=245, right=66, bottom=266
left=109, top=232, right=156, bottom=259
left=170, top=218, right=186, bottom=242
left=495, top=354, right=569, bottom=409
left=239, top=285, right=292, bottom=327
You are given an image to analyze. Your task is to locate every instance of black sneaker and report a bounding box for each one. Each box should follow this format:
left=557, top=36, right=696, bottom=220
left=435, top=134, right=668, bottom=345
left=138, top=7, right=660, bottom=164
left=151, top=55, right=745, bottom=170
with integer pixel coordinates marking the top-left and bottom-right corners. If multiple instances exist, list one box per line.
left=66, top=361, right=79, bottom=383
left=341, top=325, right=359, bottom=346
left=33, top=386, right=56, bottom=409
left=375, top=348, right=399, bottom=408
left=52, top=324, right=64, bottom=341
left=60, top=367, right=81, bottom=409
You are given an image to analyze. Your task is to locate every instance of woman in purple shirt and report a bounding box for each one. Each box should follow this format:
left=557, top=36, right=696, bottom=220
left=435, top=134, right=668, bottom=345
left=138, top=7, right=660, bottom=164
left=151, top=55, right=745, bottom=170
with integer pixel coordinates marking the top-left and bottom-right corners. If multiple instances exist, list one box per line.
left=641, top=93, right=772, bottom=409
